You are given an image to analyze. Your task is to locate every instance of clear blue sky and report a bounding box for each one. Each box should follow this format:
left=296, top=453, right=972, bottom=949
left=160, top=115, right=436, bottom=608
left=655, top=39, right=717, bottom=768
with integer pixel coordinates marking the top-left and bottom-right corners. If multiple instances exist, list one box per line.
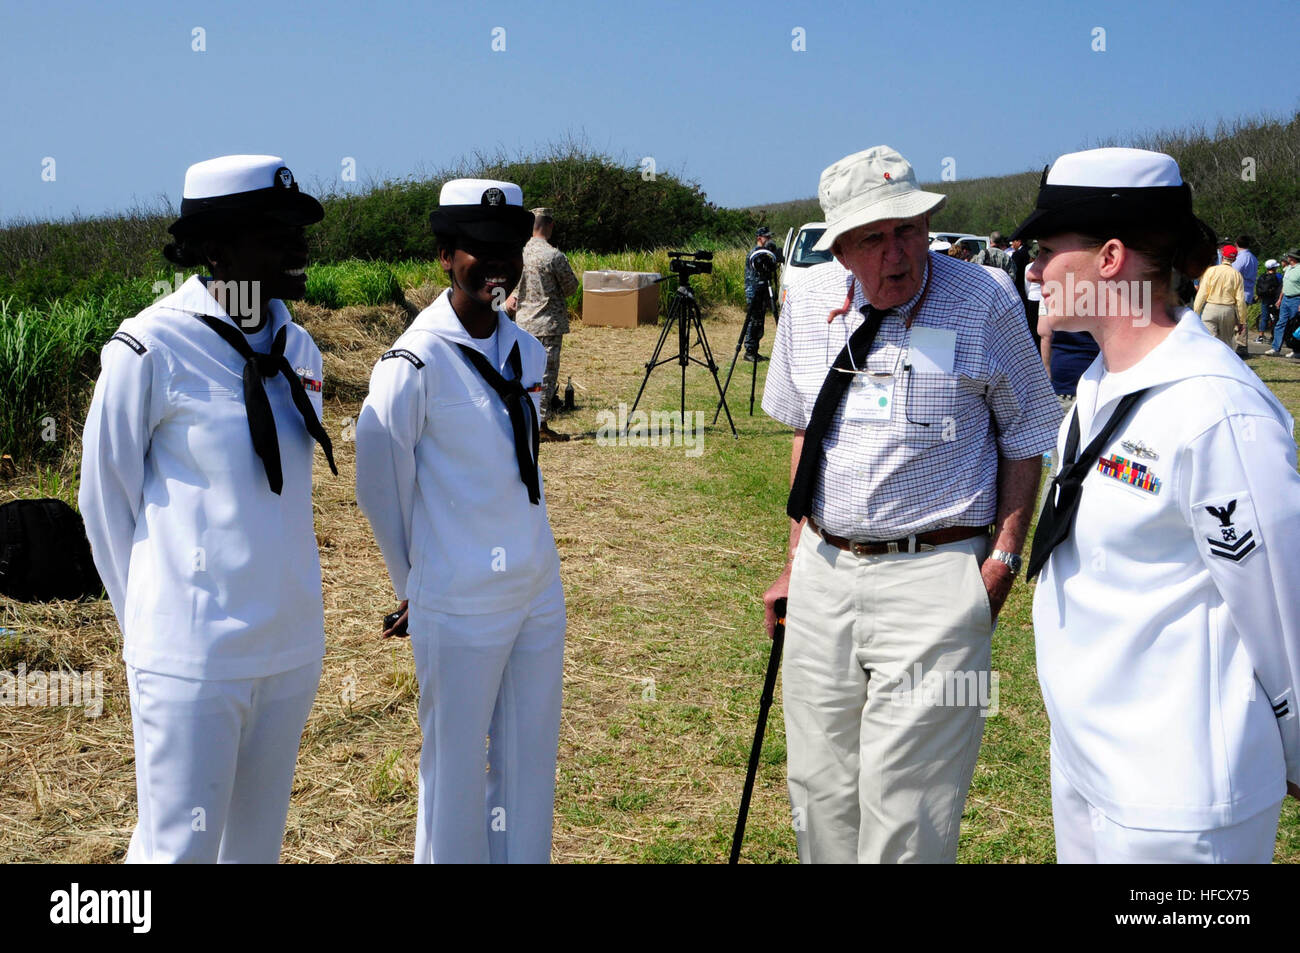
left=1, top=0, right=1293, bottom=223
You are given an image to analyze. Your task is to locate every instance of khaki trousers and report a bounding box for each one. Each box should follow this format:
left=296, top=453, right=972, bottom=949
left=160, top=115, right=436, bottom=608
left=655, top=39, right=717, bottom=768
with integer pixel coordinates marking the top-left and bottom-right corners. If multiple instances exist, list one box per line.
left=783, top=525, right=993, bottom=863
left=1200, top=303, right=1237, bottom=347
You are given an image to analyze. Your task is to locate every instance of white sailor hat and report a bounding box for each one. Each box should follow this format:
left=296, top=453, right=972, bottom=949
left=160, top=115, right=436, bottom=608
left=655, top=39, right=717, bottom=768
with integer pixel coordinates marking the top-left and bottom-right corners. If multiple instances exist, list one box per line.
left=168, top=155, right=323, bottom=237
left=1011, top=148, right=1214, bottom=250
left=428, top=178, right=534, bottom=246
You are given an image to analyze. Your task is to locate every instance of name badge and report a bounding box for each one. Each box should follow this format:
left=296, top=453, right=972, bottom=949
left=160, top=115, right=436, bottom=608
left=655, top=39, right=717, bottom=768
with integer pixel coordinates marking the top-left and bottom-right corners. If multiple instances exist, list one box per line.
left=845, top=373, right=894, bottom=422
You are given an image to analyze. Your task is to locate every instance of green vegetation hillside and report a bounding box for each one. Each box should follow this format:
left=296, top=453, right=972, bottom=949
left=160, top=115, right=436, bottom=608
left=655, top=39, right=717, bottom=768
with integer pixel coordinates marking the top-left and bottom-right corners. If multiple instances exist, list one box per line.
left=748, top=113, right=1300, bottom=257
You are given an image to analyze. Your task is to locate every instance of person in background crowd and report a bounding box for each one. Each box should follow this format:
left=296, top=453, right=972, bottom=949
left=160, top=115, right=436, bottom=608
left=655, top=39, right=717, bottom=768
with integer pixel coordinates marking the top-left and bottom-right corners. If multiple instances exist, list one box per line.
left=1194, top=244, right=1248, bottom=353
left=1255, top=259, right=1281, bottom=343
left=1011, top=238, right=1037, bottom=347
left=506, top=207, right=579, bottom=442
left=1265, top=249, right=1300, bottom=357
left=1232, top=235, right=1258, bottom=307
left=743, top=226, right=784, bottom=361
left=972, top=230, right=1015, bottom=277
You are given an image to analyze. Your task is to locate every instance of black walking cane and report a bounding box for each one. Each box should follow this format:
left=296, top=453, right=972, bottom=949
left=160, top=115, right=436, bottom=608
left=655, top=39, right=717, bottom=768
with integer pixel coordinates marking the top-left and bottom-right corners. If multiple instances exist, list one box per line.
left=729, top=596, right=787, bottom=864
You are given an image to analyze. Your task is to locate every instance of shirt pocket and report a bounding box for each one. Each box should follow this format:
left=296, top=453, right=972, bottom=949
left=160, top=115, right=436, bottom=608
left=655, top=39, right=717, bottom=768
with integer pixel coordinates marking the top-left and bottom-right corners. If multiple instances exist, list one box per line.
left=902, top=372, right=988, bottom=446
left=904, top=371, right=957, bottom=425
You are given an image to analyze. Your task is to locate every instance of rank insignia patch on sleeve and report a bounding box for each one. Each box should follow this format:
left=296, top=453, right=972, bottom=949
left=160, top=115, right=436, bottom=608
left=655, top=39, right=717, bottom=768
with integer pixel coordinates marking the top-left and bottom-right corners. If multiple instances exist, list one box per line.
left=381, top=348, right=424, bottom=368
left=1193, top=496, right=1259, bottom=563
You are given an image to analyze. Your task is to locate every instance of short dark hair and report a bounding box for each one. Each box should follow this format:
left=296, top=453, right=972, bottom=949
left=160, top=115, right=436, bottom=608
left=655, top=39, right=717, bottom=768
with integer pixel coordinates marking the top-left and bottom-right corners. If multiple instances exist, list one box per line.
left=162, top=222, right=239, bottom=269
left=1236, top=234, right=1252, bottom=248
left=434, top=232, right=458, bottom=256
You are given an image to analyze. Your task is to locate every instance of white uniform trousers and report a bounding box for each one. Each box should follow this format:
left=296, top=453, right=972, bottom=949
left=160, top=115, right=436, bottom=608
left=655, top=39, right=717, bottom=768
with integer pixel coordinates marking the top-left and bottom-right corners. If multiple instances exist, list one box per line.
left=783, top=527, right=993, bottom=863
left=124, top=659, right=321, bottom=863
left=409, top=575, right=566, bottom=864
left=1051, top=758, right=1282, bottom=864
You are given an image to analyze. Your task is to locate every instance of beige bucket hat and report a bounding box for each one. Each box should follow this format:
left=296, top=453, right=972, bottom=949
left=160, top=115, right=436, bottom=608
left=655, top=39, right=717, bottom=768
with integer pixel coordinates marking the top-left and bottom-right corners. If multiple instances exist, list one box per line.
left=812, top=145, right=947, bottom=252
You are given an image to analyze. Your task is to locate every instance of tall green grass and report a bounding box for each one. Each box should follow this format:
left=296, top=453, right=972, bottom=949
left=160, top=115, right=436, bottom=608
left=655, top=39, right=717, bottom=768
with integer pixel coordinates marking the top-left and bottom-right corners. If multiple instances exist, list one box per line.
left=304, top=260, right=408, bottom=309
left=0, top=295, right=125, bottom=460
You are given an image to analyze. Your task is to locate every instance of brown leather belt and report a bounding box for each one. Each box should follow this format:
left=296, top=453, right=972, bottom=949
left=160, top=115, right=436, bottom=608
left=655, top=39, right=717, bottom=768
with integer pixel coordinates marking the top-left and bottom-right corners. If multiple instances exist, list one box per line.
left=807, top=516, right=989, bottom=556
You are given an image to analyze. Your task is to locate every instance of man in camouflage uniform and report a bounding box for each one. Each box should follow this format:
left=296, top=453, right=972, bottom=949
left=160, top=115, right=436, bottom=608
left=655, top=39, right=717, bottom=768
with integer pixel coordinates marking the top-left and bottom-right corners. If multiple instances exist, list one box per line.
left=508, top=208, right=579, bottom=441
left=971, top=230, right=1015, bottom=277
left=743, top=226, right=784, bottom=360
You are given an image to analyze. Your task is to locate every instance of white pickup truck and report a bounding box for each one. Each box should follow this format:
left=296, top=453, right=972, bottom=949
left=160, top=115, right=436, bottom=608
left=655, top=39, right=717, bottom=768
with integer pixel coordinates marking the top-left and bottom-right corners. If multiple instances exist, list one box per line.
left=778, top=222, right=837, bottom=312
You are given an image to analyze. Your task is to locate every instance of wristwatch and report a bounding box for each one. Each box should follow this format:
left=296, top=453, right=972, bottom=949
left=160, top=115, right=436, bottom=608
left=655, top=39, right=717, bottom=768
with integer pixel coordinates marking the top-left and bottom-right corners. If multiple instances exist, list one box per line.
left=990, top=549, right=1023, bottom=576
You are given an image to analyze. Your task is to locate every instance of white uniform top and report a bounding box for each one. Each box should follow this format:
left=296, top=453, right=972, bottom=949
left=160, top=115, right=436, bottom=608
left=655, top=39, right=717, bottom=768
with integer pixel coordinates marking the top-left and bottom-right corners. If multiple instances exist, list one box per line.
left=1033, top=309, right=1300, bottom=830
left=355, top=290, right=560, bottom=615
left=78, top=276, right=327, bottom=680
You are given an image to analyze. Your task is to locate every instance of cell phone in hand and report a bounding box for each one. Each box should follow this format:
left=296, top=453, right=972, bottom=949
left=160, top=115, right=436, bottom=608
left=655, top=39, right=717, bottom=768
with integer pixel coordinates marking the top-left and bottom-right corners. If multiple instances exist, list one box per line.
left=383, top=607, right=409, bottom=638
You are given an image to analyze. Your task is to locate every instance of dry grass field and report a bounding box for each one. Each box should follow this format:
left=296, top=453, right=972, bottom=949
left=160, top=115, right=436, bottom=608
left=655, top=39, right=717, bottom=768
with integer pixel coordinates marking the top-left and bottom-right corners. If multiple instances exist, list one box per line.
left=3, top=289, right=1299, bottom=863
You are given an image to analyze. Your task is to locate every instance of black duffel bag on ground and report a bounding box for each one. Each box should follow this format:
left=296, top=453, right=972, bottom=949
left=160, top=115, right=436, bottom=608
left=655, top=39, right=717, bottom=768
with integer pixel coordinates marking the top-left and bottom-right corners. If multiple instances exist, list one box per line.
left=0, top=498, right=103, bottom=602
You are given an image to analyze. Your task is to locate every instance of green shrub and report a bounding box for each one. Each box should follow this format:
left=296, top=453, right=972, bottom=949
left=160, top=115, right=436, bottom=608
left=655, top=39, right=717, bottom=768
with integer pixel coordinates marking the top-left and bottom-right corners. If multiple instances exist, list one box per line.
left=308, top=144, right=758, bottom=260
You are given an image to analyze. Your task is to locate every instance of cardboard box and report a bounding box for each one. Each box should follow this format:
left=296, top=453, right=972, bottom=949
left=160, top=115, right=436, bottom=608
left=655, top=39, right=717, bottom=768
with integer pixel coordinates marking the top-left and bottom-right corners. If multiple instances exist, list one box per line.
left=581, top=270, right=661, bottom=328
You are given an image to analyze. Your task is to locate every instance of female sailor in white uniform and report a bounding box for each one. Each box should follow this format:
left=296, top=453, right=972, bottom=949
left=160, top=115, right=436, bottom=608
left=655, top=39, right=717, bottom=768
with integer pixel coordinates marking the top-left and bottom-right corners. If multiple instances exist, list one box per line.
left=356, top=179, right=566, bottom=864
left=1021, top=148, right=1300, bottom=863
left=79, top=155, right=335, bottom=862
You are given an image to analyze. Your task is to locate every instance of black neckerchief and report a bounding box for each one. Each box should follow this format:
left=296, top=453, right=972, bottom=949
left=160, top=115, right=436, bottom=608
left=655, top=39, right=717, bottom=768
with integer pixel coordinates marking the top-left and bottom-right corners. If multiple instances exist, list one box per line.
left=454, top=339, right=541, bottom=505
left=196, top=314, right=337, bottom=495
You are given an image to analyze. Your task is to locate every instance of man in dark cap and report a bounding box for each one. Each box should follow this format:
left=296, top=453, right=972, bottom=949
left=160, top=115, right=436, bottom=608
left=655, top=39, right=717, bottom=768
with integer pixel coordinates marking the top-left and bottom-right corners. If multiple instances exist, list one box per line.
left=356, top=178, right=566, bottom=864
left=743, top=226, right=784, bottom=360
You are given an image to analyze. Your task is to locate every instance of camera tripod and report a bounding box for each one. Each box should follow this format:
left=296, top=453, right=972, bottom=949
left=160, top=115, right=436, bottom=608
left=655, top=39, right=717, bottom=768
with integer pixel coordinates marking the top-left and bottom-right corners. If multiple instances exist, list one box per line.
left=627, top=271, right=737, bottom=438
left=714, top=278, right=777, bottom=422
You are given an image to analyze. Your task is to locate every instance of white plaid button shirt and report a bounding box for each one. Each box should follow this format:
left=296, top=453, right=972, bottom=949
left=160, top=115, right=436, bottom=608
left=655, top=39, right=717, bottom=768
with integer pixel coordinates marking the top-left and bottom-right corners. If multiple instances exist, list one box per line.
left=762, top=252, right=1061, bottom=539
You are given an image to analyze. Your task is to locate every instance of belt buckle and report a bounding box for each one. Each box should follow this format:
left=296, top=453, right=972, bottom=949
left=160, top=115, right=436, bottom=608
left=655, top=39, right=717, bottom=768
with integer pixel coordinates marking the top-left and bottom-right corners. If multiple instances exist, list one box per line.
left=849, top=540, right=871, bottom=557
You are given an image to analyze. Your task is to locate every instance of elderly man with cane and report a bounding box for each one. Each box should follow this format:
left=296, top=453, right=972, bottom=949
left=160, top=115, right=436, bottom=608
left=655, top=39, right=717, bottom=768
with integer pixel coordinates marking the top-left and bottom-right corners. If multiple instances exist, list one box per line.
left=760, top=145, right=1060, bottom=863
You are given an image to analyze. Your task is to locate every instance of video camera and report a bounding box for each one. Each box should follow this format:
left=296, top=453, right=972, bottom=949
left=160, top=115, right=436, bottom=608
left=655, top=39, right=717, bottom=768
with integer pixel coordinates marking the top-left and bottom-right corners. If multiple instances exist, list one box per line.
left=667, top=250, right=713, bottom=278
left=749, top=247, right=779, bottom=281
